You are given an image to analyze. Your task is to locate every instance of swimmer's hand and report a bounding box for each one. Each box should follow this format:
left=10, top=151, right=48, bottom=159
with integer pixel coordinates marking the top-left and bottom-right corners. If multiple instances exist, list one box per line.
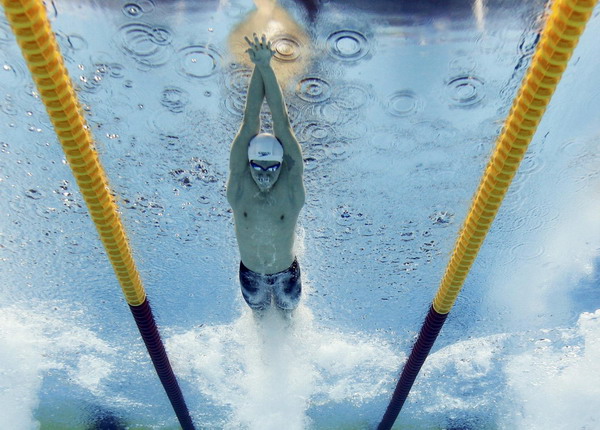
left=245, top=33, right=274, bottom=67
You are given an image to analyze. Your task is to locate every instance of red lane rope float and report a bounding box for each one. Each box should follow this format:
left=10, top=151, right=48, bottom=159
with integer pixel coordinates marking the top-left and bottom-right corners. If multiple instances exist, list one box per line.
left=1, top=1, right=196, bottom=428
left=378, top=1, right=598, bottom=428
left=130, top=301, right=196, bottom=429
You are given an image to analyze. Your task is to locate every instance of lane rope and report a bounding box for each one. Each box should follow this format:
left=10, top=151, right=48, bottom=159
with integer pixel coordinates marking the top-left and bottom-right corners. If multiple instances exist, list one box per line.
left=1, top=1, right=196, bottom=428
left=378, top=1, right=598, bottom=428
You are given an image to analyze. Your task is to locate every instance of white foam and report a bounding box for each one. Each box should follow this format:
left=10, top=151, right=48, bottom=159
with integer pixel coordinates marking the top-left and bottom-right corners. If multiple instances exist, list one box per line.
left=501, top=309, right=600, bottom=430
left=166, top=305, right=402, bottom=429
left=0, top=305, right=116, bottom=429
left=0, top=310, right=44, bottom=430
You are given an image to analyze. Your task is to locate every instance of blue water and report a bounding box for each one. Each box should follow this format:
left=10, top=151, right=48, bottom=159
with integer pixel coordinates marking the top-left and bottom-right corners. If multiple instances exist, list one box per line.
left=1, top=0, right=599, bottom=428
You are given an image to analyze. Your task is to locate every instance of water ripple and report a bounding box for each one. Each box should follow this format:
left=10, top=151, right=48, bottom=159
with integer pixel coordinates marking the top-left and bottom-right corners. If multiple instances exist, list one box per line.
left=326, top=30, right=370, bottom=62
left=147, top=109, right=189, bottom=138
left=510, top=242, right=546, bottom=261
left=66, top=34, right=87, bottom=51
left=386, top=90, right=422, bottom=117
left=177, top=45, right=222, bottom=79
left=296, top=77, right=331, bottom=103
left=518, top=30, right=540, bottom=58
left=1, top=95, right=17, bottom=116
left=449, top=55, right=477, bottom=73
left=224, top=65, right=252, bottom=94
left=271, top=35, right=302, bottom=63
left=296, top=121, right=336, bottom=145
left=119, top=23, right=173, bottom=68
left=223, top=93, right=245, bottom=117
left=161, top=87, right=190, bottom=114
left=301, top=103, right=345, bottom=125
left=446, top=75, right=485, bottom=108
left=333, top=83, right=370, bottom=110
left=0, top=21, right=12, bottom=43
left=1, top=61, right=28, bottom=89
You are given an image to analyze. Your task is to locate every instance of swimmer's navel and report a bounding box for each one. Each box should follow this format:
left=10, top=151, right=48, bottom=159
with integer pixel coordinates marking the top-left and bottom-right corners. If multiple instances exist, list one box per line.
left=280, top=215, right=284, bottom=220
left=244, top=212, right=247, bottom=217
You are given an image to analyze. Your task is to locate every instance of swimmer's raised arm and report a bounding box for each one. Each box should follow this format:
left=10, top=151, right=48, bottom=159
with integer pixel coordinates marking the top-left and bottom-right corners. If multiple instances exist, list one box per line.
left=245, top=34, right=302, bottom=175
left=229, top=60, right=265, bottom=175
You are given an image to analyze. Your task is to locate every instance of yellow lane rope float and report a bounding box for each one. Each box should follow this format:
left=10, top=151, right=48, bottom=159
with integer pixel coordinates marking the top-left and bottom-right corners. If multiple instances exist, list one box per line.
left=2, top=0, right=146, bottom=306
left=379, top=1, right=598, bottom=428
left=2, top=1, right=197, bottom=427
left=433, top=0, right=598, bottom=314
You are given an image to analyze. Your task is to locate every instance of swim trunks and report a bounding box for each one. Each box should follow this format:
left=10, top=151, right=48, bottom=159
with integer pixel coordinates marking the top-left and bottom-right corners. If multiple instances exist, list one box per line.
left=239, top=258, right=301, bottom=311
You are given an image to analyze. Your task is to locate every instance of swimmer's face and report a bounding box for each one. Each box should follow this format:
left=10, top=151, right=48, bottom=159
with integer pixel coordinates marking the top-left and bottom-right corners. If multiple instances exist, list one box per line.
left=249, top=160, right=282, bottom=192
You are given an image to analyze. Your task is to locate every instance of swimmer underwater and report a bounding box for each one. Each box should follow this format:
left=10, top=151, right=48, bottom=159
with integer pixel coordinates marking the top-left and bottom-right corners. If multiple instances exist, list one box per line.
left=226, top=34, right=306, bottom=317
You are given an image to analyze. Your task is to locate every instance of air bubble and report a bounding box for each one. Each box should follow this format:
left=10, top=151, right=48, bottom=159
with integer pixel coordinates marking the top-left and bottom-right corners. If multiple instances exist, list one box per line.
left=123, top=0, right=155, bottom=17
left=123, top=3, right=143, bottom=17
left=386, top=90, right=421, bottom=117
left=335, top=206, right=356, bottom=226
left=446, top=75, right=485, bottom=107
left=326, top=30, right=370, bottom=62
left=271, top=35, right=302, bottom=62
left=429, top=211, right=454, bottom=226
left=25, top=188, right=44, bottom=200
left=178, top=45, right=222, bottom=79
left=400, top=231, right=415, bottom=241
left=296, top=77, right=331, bottom=103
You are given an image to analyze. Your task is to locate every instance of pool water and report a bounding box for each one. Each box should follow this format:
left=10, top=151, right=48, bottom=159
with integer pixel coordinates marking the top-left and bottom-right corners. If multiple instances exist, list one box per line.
left=1, top=0, right=599, bottom=428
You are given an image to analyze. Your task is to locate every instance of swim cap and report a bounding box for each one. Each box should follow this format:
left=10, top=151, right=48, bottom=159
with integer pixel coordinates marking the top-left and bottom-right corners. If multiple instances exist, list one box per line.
left=248, top=133, right=284, bottom=162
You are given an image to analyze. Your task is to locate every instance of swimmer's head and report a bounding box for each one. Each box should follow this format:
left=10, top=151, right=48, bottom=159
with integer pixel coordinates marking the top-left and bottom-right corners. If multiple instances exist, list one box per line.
left=248, top=133, right=283, bottom=192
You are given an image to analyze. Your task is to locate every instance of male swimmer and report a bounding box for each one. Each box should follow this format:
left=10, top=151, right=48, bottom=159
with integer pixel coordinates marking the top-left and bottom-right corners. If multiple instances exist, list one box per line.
left=226, top=34, right=305, bottom=317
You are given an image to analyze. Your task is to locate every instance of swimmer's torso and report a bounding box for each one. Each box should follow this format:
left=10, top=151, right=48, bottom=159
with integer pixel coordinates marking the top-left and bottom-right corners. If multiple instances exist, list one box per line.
left=228, top=165, right=304, bottom=274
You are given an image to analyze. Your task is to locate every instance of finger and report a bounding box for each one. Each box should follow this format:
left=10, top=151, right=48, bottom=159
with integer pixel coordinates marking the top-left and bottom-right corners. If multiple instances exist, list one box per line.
left=253, top=33, right=260, bottom=45
left=267, top=40, right=272, bottom=50
left=244, top=36, right=253, bottom=47
left=261, top=34, right=267, bottom=46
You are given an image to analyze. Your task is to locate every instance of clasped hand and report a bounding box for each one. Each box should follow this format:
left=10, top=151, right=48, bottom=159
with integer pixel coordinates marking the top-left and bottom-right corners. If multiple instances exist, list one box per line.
left=245, top=33, right=274, bottom=66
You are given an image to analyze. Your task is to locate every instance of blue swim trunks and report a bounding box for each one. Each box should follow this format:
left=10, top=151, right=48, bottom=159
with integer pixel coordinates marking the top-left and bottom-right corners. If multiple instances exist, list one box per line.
left=239, top=258, right=302, bottom=312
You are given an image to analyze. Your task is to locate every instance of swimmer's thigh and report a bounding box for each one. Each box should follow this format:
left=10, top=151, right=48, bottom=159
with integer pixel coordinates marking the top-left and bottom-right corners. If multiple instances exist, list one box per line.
left=273, top=260, right=301, bottom=311
left=239, top=263, right=271, bottom=311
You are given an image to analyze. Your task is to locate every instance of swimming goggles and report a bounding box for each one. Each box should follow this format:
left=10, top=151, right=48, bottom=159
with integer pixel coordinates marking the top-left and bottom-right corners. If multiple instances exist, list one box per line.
left=250, top=161, right=281, bottom=172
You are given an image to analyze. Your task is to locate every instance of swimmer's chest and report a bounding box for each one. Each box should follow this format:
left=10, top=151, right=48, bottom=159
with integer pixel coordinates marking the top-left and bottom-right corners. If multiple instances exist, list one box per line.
left=234, top=180, right=298, bottom=233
